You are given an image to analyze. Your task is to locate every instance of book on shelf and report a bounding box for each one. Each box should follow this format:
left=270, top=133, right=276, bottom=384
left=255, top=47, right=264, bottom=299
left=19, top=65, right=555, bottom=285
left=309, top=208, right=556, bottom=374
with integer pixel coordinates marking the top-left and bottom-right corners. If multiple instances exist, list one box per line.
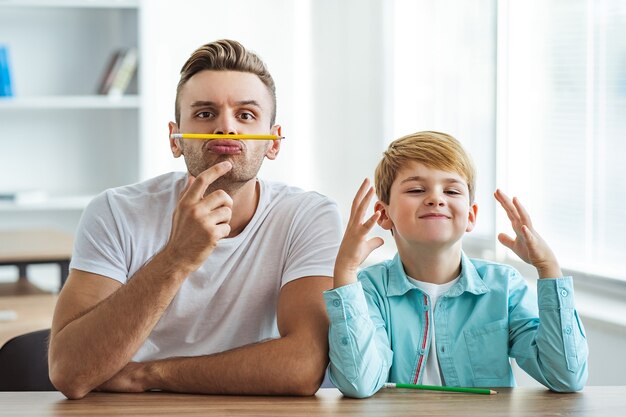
left=0, top=189, right=47, bottom=205
left=97, top=47, right=138, bottom=97
left=0, top=44, right=14, bottom=97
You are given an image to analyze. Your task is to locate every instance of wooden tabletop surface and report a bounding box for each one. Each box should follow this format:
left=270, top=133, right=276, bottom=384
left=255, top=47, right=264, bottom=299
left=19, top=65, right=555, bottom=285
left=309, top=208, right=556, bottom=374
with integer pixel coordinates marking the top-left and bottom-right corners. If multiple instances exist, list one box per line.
left=0, top=229, right=73, bottom=263
left=0, top=294, right=57, bottom=346
left=1, top=386, right=625, bottom=417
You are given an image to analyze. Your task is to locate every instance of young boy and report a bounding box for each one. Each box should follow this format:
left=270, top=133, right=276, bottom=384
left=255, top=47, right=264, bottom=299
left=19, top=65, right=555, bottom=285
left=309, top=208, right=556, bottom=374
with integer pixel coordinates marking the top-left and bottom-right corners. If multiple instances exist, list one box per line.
left=324, top=131, right=588, bottom=398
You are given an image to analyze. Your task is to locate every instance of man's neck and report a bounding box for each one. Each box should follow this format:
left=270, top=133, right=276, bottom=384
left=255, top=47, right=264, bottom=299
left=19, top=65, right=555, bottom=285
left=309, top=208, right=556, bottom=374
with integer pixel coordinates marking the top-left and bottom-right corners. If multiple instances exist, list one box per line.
left=203, top=177, right=260, bottom=238
left=396, top=241, right=463, bottom=285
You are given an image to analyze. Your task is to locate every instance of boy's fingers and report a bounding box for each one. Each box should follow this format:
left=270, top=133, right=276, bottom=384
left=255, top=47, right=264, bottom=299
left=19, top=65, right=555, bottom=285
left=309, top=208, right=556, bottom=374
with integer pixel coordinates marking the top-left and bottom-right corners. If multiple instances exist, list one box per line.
left=497, top=232, right=515, bottom=250
left=362, top=211, right=381, bottom=231
left=513, top=197, right=533, bottom=228
left=355, top=187, right=376, bottom=220
left=495, top=189, right=519, bottom=219
left=351, top=179, right=372, bottom=214
left=365, top=237, right=384, bottom=254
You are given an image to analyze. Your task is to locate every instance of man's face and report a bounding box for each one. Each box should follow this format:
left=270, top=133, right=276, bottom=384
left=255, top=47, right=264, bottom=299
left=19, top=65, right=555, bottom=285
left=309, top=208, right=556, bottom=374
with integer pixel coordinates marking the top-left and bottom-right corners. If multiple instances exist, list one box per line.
left=377, top=161, right=477, bottom=249
left=170, top=70, right=280, bottom=193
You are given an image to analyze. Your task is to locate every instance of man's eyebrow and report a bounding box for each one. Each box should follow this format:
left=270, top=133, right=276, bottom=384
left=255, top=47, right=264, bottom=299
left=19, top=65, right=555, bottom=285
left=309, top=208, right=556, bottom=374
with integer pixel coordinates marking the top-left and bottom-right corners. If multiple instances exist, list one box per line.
left=189, top=100, right=262, bottom=108
left=400, top=176, right=465, bottom=185
left=235, top=100, right=262, bottom=108
left=190, top=100, right=216, bottom=108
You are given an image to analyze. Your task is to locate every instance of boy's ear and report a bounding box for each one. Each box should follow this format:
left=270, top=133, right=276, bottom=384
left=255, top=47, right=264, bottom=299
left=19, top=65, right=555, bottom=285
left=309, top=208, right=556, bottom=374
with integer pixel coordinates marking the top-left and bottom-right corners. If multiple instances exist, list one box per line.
left=375, top=201, right=394, bottom=231
left=465, top=202, right=478, bottom=232
left=169, top=121, right=183, bottom=158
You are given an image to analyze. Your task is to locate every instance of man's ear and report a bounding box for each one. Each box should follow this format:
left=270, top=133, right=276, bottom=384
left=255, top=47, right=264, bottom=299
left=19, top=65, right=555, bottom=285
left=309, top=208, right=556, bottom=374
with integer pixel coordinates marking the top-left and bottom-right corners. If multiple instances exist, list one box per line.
left=465, top=202, right=478, bottom=232
left=375, top=200, right=394, bottom=231
left=265, top=124, right=282, bottom=160
left=169, top=121, right=183, bottom=158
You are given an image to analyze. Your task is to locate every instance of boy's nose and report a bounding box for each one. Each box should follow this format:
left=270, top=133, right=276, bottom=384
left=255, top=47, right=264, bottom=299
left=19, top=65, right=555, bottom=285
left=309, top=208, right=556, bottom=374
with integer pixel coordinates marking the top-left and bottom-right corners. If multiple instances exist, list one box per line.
left=425, top=193, right=445, bottom=206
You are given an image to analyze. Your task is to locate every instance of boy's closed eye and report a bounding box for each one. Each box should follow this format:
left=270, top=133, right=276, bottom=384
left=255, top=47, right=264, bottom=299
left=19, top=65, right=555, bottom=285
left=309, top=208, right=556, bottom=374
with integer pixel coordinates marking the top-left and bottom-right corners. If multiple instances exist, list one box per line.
left=445, top=189, right=463, bottom=196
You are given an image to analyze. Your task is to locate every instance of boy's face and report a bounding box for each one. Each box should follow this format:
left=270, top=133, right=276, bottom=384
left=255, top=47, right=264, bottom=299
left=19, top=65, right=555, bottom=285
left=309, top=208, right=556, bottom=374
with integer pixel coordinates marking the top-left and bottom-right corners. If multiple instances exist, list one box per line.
left=376, top=161, right=477, bottom=249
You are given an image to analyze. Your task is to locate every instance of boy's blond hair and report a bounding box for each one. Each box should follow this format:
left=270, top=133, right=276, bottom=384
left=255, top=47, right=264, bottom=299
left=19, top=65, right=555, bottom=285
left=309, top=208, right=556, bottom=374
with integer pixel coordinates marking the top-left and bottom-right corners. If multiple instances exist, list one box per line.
left=375, top=131, right=476, bottom=204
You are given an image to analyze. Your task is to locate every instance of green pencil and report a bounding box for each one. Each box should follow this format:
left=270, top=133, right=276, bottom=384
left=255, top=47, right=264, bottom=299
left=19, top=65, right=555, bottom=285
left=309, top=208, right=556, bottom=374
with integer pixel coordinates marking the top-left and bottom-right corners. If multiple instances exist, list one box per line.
left=384, top=382, right=497, bottom=395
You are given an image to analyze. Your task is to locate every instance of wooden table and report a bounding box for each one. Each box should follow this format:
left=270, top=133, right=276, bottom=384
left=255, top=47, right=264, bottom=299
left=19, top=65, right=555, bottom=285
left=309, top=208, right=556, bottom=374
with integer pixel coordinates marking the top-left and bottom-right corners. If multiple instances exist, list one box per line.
left=0, top=229, right=73, bottom=291
left=0, top=387, right=624, bottom=416
left=0, top=294, right=57, bottom=346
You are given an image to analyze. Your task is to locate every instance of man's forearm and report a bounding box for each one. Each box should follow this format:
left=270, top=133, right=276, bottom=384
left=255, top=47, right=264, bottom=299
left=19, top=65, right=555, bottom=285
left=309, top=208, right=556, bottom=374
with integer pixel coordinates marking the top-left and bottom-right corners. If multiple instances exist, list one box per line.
left=49, top=250, right=192, bottom=399
left=142, top=331, right=328, bottom=396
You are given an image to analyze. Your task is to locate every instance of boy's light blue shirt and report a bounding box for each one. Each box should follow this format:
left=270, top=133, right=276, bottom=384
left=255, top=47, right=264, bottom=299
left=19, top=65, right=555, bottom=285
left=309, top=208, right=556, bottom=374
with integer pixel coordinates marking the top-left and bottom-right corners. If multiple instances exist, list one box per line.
left=323, top=252, right=588, bottom=398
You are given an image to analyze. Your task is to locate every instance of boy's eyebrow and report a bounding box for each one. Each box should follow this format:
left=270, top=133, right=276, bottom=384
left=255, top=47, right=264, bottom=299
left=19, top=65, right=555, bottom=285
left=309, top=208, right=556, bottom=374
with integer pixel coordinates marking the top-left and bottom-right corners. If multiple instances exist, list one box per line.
left=401, top=176, right=465, bottom=185
left=190, top=100, right=262, bottom=108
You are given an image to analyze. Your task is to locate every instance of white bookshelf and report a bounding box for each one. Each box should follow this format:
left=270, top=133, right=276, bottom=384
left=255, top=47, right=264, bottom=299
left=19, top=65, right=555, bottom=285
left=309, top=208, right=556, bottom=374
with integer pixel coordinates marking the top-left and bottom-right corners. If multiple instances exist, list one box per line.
left=0, top=0, right=141, bottom=233
left=0, top=95, right=140, bottom=109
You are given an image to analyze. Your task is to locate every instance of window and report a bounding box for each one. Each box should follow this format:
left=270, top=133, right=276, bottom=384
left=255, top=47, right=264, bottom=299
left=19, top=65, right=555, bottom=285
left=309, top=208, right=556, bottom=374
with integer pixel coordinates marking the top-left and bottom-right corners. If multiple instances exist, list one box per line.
left=499, top=0, right=626, bottom=281
left=390, top=0, right=497, bottom=240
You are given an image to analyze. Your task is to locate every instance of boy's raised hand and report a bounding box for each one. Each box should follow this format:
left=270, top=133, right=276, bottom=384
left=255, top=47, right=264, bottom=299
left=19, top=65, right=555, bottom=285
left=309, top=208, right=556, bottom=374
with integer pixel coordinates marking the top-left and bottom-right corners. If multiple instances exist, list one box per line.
left=334, top=179, right=384, bottom=288
left=494, top=189, right=562, bottom=278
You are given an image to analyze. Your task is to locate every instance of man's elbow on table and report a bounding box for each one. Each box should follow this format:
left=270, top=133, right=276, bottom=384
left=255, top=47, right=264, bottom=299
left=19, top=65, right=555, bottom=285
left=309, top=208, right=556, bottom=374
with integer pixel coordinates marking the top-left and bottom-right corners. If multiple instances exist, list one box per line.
left=279, top=340, right=329, bottom=396
left=49, top=372, right=92, bottom=400
left=49, top=355, right=94, bottom=399
left=283, top=365, right=326, bottom=396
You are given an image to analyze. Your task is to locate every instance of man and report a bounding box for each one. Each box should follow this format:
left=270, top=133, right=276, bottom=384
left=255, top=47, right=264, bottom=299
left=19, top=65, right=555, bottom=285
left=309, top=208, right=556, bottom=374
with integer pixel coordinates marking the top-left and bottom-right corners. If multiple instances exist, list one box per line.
left=49, top=39, right=342, bottom=399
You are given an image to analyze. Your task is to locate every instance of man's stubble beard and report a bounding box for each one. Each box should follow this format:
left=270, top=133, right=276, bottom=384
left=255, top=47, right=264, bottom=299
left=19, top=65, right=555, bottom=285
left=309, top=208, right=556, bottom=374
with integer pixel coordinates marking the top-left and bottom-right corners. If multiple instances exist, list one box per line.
left=184, top=152, right=266, bottom=197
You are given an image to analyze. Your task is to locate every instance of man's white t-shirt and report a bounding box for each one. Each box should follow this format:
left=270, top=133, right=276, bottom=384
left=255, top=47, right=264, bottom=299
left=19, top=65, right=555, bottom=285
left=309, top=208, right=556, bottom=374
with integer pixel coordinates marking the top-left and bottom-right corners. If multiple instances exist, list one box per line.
left=70, top=172, right=342, bottom=361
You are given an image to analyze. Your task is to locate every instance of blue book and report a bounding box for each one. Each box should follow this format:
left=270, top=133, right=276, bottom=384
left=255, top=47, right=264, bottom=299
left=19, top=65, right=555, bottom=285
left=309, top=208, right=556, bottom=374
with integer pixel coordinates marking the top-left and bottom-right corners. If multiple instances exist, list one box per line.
left=0, top=45, right=14, bottom=97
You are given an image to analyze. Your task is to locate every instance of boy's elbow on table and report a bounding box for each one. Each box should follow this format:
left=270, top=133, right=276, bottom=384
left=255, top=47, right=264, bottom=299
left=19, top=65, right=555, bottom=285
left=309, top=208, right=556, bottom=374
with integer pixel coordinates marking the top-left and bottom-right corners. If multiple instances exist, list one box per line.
left=329, top=368, right=382, bottom=399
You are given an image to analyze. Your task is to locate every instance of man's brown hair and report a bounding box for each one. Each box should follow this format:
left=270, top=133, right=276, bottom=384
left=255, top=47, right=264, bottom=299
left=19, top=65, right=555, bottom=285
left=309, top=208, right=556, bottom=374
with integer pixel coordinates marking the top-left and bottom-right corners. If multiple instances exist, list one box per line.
left=175, top=39, right=276, bottom=126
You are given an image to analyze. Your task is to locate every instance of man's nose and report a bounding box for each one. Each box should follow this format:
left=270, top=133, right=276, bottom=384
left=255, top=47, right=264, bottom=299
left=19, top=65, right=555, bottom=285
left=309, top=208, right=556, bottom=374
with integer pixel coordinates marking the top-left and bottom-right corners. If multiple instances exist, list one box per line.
left=213, top=115, right=238, bottom=135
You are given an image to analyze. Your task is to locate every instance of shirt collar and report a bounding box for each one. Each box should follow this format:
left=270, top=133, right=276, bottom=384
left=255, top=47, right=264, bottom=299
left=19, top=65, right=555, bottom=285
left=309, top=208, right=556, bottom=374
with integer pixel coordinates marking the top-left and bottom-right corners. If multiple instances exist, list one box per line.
left=387, top=251, right=490, bottom=297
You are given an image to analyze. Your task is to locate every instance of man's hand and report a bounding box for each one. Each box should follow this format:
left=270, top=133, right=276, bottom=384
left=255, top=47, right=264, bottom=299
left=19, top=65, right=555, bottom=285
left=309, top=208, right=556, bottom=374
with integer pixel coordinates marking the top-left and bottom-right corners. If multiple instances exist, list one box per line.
left=165, top=161, right=234, bottom=271
left=334, top=179, right=384, bottom=288
left=96, top=362, right=149, bottom=393
left=494, top=189, right=562, bottom=278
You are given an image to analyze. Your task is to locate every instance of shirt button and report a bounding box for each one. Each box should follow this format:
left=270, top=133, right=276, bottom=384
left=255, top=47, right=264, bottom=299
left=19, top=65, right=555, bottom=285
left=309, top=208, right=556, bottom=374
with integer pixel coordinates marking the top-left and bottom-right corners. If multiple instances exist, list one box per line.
left=341, top=337, right=349, bottom=345
left=333, top=299, right=341, bottom=307
left=560, top=289, right=568, bottom=297
left=565, top=327, right=572, bottom=335
left=423, top=305, right=429, bottom=311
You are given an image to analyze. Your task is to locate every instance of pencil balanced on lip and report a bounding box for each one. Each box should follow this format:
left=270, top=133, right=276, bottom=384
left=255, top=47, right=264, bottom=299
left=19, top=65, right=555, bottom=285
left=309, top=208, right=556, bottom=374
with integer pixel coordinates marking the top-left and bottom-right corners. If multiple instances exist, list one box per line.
left=170, top=133, right=284, bottom=140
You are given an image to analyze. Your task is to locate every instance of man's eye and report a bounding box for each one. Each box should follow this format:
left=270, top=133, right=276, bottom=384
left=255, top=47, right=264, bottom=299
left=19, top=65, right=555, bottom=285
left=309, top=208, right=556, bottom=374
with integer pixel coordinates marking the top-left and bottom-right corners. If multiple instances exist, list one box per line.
left=239, top=112, right=255, bottom=120
left=197, top=112, right=214, bottom=119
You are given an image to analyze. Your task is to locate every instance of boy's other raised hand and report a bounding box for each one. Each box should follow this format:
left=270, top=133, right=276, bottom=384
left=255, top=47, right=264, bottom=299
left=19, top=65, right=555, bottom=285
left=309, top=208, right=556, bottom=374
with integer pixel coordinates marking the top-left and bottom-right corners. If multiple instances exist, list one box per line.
left=333, top=179, right=384, bottom=288
left=494, top=189, right=562, bottom=279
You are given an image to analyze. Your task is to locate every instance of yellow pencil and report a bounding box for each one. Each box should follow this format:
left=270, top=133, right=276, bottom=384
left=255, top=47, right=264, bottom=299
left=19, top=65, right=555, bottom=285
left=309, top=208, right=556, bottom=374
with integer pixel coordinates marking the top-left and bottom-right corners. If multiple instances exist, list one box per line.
left=170, top=133, right=284, bottom=140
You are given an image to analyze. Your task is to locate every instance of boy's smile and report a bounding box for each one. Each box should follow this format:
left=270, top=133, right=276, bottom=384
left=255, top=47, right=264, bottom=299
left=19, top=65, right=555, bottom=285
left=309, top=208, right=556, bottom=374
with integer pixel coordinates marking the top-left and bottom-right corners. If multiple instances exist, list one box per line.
left=376, top=161, right=477, bottom=250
